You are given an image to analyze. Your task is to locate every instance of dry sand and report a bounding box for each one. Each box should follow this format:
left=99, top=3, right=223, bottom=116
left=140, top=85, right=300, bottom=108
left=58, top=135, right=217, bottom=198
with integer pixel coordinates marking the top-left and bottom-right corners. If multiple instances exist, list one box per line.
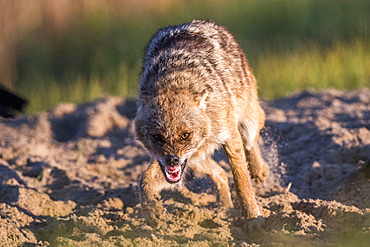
left=0, top=89, right=369, bottom=246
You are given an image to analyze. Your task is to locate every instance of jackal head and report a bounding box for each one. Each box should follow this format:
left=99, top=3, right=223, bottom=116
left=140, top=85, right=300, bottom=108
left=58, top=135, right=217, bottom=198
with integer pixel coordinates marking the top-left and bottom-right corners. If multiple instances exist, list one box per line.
left=135, top=88, right=210, bottom=183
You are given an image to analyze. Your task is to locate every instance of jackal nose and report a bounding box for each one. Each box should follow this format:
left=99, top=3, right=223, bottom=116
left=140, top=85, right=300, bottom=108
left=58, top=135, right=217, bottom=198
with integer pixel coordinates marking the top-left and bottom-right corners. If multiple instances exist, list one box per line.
left=165, top=155, right=179, bottom=167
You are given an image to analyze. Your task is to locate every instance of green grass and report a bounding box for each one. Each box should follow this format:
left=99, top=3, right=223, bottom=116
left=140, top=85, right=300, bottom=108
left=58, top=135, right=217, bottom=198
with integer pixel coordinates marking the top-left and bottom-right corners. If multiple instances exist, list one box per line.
left=255, top=39, right=370, bottom=99
left=9, top=0, right=370, bottom=112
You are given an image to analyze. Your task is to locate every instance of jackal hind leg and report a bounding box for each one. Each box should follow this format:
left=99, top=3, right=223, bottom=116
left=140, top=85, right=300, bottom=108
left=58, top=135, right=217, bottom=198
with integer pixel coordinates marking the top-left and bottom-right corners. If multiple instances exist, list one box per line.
left=239, top=110, right=269, bottom=183
left=189, top=158, right=233, bottom=208
left=245, top=140, right=268, bottom=183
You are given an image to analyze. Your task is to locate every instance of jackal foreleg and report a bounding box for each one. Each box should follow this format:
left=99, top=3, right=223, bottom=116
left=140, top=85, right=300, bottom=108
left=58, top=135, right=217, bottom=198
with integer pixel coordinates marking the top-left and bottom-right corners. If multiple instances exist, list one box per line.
left=223, top=130, right=261, bottom=219
left=139, top=160, right=167, bottom=226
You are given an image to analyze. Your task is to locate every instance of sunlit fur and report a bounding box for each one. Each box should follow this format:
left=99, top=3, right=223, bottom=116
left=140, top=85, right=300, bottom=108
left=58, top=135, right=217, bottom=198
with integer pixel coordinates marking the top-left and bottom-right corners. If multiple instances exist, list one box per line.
left=135, top=20, right=269, bottom=226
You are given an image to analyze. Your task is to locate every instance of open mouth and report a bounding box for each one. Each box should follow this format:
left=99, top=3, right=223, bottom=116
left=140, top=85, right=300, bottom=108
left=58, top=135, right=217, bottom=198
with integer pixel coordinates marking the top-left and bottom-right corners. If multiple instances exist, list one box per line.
left=159, top=160, right=187, bottom=183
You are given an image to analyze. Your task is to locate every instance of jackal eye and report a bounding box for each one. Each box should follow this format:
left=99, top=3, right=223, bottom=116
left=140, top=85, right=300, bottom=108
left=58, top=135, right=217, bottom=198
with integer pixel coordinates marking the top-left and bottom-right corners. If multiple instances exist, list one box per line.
left=152, top=134, right=163, bottom=142
left=180, top=132, right=191, bottom=141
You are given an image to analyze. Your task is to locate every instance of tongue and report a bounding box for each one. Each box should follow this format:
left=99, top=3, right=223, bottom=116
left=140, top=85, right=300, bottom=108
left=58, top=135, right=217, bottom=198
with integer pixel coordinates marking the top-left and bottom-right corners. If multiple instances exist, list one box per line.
left=165, top=166, right=181, bottom=182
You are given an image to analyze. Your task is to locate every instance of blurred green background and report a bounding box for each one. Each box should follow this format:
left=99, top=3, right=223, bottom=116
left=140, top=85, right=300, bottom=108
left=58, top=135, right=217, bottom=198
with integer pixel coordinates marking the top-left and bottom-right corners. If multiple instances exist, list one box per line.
left=0, top=0, right=369, bottom=113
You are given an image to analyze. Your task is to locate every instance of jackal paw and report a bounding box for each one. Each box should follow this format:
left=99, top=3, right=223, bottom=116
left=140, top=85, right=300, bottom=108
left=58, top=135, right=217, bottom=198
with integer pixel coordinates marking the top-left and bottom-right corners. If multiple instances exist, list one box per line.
left=243, top=215, right=265, bottom=233
left=141, top=201, right=166, bottom=228
left=240, top=207, right=265, bottom=231
left=250, top=162, right=269, bottom=183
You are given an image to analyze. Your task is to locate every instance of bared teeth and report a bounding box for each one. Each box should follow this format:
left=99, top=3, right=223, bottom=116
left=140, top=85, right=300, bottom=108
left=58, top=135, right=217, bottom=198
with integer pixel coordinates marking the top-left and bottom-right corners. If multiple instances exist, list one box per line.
left=161, top=159, right=186, bottom=183
left=167, top=166, right=180, bottom=173
left=165, top=165, right=182, bottom=181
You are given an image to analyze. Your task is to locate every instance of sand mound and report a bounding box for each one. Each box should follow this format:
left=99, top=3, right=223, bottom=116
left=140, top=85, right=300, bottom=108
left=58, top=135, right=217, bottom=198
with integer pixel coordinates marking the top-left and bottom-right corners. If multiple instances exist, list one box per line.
left=0, top=89, right=369, bottom=246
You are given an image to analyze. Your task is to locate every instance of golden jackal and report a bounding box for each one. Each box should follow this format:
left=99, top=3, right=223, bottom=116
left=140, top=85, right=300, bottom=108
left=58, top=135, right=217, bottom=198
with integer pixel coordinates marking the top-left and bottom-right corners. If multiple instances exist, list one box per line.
left=135, top=20, right=268, bottom=226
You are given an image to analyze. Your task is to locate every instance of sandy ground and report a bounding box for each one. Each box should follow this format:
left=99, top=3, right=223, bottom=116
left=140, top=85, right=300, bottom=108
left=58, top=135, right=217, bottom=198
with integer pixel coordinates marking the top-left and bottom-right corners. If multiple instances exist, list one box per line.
left=0, top=88, right=369, bottom=246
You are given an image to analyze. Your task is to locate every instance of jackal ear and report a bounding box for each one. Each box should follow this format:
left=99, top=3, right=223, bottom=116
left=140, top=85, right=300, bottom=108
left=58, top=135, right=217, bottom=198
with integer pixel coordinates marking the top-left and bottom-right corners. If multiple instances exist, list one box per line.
left=198, top=90, right=208, bottom=109
left=194, top=85, right=212, bottom=109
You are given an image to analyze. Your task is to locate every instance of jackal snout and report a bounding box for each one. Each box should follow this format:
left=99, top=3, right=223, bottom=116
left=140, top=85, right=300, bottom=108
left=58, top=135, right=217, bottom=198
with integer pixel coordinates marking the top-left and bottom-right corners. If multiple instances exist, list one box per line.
left=165, top=155, right=180, bottom=167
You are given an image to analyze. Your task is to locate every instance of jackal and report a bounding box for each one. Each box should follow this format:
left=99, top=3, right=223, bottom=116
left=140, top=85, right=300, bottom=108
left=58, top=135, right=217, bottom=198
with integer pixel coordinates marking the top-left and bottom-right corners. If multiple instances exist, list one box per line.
left=135, top=20, right=268, bottom=226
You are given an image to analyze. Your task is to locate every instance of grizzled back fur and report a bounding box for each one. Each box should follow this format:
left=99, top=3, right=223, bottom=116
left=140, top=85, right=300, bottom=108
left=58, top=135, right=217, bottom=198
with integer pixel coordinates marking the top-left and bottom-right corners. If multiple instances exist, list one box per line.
left=138, top=20, right=255, bottom=104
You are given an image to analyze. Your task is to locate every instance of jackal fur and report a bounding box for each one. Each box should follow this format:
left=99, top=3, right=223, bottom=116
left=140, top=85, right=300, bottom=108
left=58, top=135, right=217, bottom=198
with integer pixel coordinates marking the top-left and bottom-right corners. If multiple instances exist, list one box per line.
left=135, top=20, right=268, bottom=226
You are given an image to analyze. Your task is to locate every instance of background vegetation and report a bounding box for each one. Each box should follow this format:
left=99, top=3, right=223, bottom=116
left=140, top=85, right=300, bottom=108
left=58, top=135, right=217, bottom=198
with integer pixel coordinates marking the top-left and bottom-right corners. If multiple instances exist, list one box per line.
left=0, top=0, right=369, bottom=112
